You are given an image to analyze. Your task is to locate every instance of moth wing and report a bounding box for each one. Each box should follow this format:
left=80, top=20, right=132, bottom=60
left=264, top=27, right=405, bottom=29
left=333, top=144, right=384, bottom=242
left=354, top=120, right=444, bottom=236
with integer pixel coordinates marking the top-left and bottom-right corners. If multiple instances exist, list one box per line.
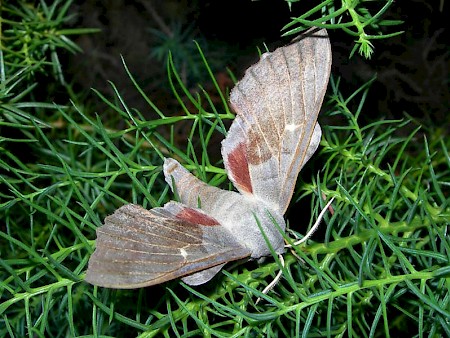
left=85, top=202, right=251, bottom=288
left=181, top=263, right=226, bottom=286
left=222, top=28, right=331, bottom=214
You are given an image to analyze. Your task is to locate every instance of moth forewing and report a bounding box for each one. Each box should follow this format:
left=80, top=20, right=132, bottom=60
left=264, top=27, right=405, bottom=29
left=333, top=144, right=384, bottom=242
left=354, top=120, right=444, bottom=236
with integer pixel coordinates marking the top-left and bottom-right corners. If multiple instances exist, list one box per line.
left=85, top=203, right=251, bottom=288
left=222, top=27, right=331, bottom=214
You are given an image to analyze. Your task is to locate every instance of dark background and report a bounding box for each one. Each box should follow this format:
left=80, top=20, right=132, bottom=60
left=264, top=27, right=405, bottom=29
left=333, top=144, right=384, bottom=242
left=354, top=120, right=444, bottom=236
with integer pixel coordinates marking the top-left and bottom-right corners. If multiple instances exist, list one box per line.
left=66, top=0, right=448, bottom=129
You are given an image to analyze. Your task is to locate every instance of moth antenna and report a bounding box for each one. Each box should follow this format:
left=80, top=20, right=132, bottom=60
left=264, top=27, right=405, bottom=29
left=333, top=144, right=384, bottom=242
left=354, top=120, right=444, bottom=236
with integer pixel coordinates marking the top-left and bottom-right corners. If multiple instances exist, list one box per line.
left=256, top=254, right=285, bottom=305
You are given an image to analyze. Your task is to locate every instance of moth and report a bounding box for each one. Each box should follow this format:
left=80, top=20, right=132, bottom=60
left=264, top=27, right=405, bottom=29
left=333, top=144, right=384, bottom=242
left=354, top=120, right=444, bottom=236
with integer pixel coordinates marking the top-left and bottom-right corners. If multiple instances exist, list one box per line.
left=85, top=27, right=332, bottom=288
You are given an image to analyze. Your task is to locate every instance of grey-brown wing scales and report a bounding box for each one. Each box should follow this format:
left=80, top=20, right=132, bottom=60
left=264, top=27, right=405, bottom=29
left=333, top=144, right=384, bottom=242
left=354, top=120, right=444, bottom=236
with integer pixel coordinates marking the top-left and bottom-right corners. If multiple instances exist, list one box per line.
left=85, top=202, right=251, bottom=288
left=221, top=28, right=331, bottom=214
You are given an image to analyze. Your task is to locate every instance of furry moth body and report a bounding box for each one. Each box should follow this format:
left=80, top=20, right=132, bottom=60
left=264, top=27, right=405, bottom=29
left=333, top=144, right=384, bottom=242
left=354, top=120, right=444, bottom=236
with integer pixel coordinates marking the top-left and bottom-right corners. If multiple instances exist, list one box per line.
left=85, top=27, right=332, bottom=288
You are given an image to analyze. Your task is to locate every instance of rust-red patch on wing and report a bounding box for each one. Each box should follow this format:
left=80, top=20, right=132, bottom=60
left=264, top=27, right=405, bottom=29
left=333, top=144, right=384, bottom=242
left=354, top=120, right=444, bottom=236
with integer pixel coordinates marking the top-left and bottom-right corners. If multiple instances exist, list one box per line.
left=176, top=208, right=220, bottom=226
left=227, top=142, right=253, bottom=194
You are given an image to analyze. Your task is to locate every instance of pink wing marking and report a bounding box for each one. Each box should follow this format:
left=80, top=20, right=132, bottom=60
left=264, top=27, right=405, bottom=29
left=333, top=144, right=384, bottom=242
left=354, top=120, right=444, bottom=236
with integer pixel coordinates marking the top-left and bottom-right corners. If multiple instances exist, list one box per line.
left=176, top=207, right=221, bottom=226
left=164, top=201, right=221, bottom=226
left=226, top=142, right=253, bottom=194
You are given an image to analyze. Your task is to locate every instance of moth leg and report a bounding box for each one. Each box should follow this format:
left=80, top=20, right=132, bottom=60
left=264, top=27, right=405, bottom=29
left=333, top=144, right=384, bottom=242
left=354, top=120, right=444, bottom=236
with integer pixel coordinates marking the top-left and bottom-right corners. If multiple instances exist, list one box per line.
left=285, top=197, right=335, bottom=248
left=255, top=254, right=285, bottom=305
left=256, top=198, right=335, bottom=303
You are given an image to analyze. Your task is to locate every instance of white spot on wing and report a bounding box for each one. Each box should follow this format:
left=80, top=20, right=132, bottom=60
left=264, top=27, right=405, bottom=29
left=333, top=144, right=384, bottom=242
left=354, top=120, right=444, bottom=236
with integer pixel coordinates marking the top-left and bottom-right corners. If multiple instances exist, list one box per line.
left=285, top=124, right=301, bottom=132
left=180, top=248, right=188, bottom=259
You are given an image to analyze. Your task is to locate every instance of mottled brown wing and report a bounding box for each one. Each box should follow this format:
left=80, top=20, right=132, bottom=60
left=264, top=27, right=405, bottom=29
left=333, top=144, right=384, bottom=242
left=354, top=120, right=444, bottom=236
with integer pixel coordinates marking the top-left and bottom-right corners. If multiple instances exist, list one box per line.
left=222, top=28, right=332, bottom=214
left=85, top=202, right=251, bottom=288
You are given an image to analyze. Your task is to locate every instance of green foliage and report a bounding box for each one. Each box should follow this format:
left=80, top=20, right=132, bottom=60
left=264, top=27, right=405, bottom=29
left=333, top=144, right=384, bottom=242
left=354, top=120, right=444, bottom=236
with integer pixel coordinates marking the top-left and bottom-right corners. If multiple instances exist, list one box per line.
left=1, top=1, right=449, bottom=337
left=283, top=0, right=403, bottom=58
left=150, top=22, right=208, bottom=85
left=1, top=0, right=99, bottom=84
